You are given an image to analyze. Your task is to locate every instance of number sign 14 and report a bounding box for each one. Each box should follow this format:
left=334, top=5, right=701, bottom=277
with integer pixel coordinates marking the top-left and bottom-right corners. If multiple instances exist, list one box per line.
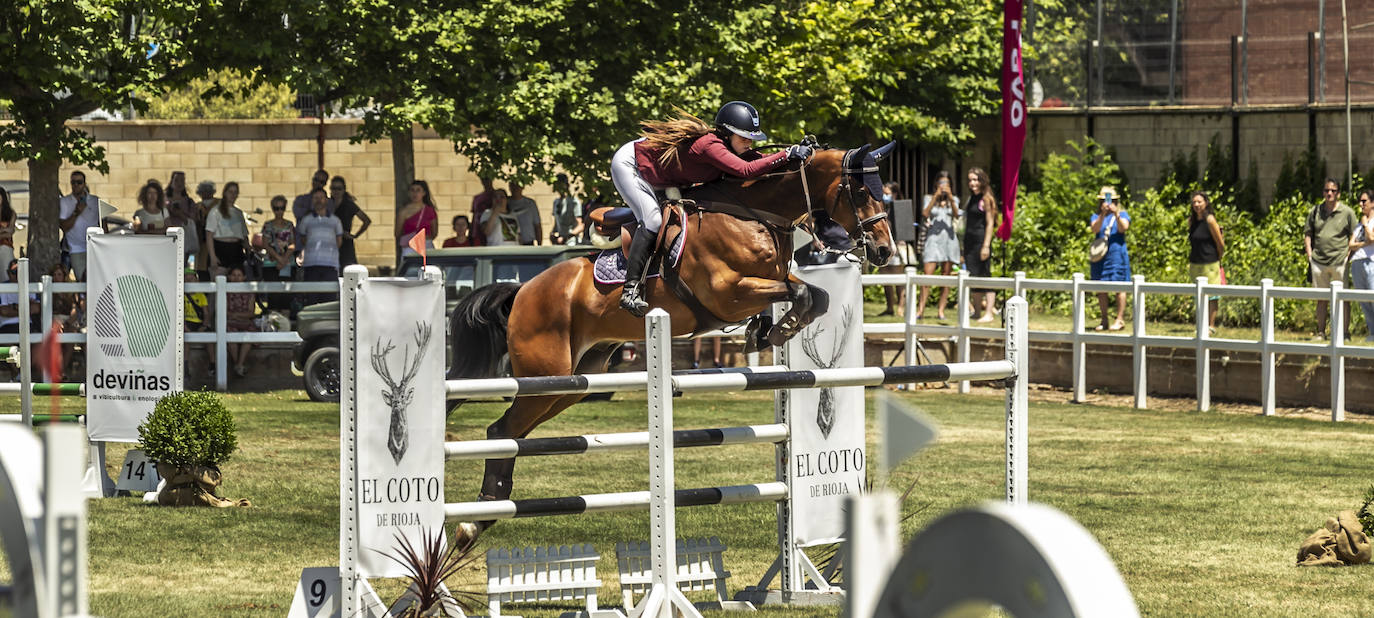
left=116, top=449, right=161, bottom=493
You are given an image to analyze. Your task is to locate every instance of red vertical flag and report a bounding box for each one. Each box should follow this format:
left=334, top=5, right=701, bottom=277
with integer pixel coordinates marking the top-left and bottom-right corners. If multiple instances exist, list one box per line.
left=998, top=0, right=1027, bottom=242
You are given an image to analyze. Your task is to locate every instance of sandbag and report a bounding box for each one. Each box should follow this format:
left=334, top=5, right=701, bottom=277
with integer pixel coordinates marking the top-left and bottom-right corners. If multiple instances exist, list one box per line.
left=155, top=463, right=251, bottom=508
left=1296, top=510, right=1370, bottom=567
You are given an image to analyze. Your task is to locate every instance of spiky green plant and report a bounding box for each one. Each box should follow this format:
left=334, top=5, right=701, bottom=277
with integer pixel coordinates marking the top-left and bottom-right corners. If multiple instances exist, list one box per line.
left=381, top=527, right=480, bottom=617
left=1358, top=486, right=1374, bottom=537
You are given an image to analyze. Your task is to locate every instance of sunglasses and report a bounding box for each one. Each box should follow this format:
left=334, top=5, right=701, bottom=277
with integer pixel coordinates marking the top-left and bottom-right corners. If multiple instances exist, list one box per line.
left=272, top=207, right=286, bottom=211
left=1324, top=188, right=1339, bottom=194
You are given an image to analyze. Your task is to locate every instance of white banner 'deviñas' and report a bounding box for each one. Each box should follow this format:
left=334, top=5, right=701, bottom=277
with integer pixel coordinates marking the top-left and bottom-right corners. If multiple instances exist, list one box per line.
left=87, top=234, right=183, bottom=442
left=785, top=262, right=864, bottom=546
left=354, top=277, right=445, bottom=577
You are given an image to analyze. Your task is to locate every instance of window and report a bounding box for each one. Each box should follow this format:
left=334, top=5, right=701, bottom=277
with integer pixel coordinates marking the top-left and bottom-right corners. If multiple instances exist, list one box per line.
left=493, top=259, right=548, bottom=284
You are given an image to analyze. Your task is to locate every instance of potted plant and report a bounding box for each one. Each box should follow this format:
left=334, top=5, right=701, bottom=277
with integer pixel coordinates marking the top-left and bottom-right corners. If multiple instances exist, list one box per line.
left=137, top=390, right=248, bottom=507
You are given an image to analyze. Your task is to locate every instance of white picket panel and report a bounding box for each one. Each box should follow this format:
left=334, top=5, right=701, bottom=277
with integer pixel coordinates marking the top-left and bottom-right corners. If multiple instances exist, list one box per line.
left=486, top=544, right=602, bottom=617
left=615, top=537, right=732, bottom=610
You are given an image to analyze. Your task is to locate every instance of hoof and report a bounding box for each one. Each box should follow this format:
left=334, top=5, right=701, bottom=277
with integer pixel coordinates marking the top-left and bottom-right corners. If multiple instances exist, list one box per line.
left=767, top=327, right=793, bottom=347
left=453, top=521, right=482, bottom=551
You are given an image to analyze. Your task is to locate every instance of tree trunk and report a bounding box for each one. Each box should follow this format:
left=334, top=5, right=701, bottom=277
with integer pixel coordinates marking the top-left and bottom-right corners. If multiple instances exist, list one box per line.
left=390, top=125, right=415, bottom=270
left=26, top=136, right=64, bottom=279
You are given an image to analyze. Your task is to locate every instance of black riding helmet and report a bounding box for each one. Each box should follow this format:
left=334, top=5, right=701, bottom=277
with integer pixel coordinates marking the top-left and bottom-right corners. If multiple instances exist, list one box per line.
left=714, top=101, right=767, bottom=141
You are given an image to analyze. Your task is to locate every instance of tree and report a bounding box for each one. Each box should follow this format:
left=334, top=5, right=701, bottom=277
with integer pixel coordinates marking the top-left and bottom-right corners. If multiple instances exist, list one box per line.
left=284, top=0, right=1004, bottom=197
left=0, top=1, right=289, bottom=274
left=143, top=69, right=296, bottom=120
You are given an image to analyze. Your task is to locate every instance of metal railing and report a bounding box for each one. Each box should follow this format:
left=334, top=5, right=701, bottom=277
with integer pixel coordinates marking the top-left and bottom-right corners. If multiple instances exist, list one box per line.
left=0, top=277, right=337, bottom=391
left=6, top=270, right=1372, bottom=418
left=861, top=269, right=1374, bottom=422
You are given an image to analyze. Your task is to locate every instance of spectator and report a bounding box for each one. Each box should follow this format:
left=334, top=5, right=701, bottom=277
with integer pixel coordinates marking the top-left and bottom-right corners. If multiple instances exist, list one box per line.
left=0, top=186, right=16, bottom=283
left=1089, top=185, right=1132, bottom=331
left=260, top=195, right=296, bottom=291
left=193, top=180, right=218, bottom=280
left=1187, top=191, right=1226, bottom=334
left=293, top=169, right=333, bottom=223
left=963, top=167, right=998, bottom=323
left=299, top=187, right=344, bottom=304
left=469, top=176, right=496, bottom=246
left=398, top=180, right=438, bottom=256
left=133, top=181, right=168, bottom=234
left=205, top=181, right=252, bottom=274
left=182, top=270, right=213, bottom=377
left=507, top=182, right=542, bottom=245
left=549, top=174, right=583, bottom=245
left=0, top=285, right=38, bottom=334
left=692, top=337, right=722, bottom=369
left=58, top=171, right=102, bottom=280
left=916, top=175, right=960, bottom=320
left=480, top=189, right=520, bottom=246
left=877, top=181, right=906, bottom=316
left=1349, top=190, right=1374, bottom=343
left=224, top=265, right=259, bottom=377
left=166, top=171, right=194, bottom=214
left=329, top=176, right=370, bottom=268
left=47, top=263, right=80, bottom=381
left=1305, top=178, right=1358, bottom=340
left=443, top=215, right=474, bottom=248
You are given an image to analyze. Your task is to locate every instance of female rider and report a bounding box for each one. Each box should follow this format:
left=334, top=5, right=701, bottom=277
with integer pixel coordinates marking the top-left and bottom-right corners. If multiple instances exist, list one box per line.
left=610, top=101, right=812, bottom=316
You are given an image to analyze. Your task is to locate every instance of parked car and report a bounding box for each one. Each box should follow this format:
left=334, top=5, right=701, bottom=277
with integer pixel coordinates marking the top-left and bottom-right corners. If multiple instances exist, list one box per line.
left=294, top=244, right=632, bottom=402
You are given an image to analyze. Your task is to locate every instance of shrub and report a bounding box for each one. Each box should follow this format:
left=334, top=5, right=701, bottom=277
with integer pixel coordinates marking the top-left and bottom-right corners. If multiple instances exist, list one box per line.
left=138, top=391, right=239, bottom=469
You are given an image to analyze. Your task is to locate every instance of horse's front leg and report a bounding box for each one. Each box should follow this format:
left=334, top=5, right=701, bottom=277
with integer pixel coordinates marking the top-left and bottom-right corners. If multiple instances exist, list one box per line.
left=768, top=275, right=830, bottom=346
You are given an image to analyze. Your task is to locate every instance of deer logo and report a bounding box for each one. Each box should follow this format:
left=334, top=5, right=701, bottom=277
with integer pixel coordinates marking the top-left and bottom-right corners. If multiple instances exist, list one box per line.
left=371, top=322, right=433, bottom=465
left=800, top=304, right=854, bottom=439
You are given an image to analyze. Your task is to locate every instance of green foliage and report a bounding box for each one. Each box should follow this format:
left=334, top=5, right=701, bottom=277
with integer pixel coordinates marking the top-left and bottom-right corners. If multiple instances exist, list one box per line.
left=1006, top=139, right=1122, bottom=293
left=144, top=69, right=295, bottom=120
left=1274, top=142, right=1328, bottom=203
left=137, top=391, right=239, bottom=469
left=1359, top=486, right=1374, bottom=539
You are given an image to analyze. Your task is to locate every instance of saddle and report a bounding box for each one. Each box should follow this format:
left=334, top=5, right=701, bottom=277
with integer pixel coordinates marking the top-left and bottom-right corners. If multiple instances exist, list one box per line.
left=588, top=187, right=690, bottom=258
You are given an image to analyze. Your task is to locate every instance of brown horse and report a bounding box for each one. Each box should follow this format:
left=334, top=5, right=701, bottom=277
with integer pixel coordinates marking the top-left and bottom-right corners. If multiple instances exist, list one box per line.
left=448, top=143, right=897, bottom=544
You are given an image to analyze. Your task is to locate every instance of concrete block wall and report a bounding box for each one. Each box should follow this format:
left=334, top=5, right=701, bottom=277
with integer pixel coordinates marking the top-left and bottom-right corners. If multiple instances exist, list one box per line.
left=0, top=119, right=561, bottom=269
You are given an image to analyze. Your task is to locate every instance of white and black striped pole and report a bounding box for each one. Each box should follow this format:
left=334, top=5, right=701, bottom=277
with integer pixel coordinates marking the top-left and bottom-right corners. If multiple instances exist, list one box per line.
left=1005, top=296, right=1028, bottom=505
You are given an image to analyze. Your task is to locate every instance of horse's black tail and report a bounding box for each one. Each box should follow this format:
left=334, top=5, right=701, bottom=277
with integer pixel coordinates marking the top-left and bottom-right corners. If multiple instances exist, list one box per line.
left=447, top=282, right=521, bottom=380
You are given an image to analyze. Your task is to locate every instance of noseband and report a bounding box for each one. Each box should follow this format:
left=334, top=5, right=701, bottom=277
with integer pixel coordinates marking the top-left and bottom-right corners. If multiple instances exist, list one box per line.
left=796, top=158, right=888, bottom=257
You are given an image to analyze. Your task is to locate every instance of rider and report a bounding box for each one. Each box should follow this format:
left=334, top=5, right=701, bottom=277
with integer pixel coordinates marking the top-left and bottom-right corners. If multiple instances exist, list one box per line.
left=610, top=101, right=813, bottom=316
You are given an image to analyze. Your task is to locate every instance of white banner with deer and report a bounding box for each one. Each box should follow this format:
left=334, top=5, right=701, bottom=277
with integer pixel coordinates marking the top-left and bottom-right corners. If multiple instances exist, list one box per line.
left=785, top=262, right=864, bottom=546
left=354, top=277, right=445, bottom=577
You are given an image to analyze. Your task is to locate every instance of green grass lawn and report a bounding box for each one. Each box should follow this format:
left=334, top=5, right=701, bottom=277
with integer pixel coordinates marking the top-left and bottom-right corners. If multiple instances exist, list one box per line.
left=5, top=388, right=1374, bottom=616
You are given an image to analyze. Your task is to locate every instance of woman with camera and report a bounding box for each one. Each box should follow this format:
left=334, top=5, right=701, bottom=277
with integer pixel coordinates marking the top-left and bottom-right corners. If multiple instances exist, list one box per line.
left=1089, top=185, right=1131, bottom=331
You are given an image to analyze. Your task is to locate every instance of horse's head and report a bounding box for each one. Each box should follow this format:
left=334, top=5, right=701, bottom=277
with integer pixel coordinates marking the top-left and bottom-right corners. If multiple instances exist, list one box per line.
left=806, top=143, right=897, bottom=266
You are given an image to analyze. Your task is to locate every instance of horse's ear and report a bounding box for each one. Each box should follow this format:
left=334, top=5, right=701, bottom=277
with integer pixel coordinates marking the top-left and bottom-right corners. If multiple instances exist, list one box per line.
left=871, top=141, right=897, bottom=162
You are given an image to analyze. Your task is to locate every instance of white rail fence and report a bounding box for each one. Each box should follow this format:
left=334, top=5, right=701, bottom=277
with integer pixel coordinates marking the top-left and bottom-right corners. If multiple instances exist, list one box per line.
left=5, top=267, right=1369, bottom=419
left=863, top=269, right=1374, bottom=422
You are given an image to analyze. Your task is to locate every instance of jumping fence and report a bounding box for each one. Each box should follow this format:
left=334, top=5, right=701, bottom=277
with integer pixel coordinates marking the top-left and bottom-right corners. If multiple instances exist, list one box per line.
left=863, top=269, right=1374, bottom=422
left=336, top=265, right=1029, bottom=618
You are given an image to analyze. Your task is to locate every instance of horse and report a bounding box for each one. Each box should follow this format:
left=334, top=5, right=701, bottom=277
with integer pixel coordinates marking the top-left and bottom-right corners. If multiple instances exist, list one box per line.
left=448, top=143, right=898, bottom=545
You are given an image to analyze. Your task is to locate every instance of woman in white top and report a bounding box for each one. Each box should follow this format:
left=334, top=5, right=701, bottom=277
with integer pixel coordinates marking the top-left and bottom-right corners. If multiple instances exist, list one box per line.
left=1350, top=190, right=1374, bottom=342
left=133, top=181, right=168, bottom=234
left=205, top=181, right=251, bottom=273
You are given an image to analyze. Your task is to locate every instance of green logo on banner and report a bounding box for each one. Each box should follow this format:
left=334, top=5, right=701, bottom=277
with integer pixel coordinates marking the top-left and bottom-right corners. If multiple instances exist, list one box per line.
left=91, top=275, right=171, bottom=358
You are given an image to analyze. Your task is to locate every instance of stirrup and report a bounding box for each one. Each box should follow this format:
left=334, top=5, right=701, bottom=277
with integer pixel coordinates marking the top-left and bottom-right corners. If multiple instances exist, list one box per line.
left=620, top=282, right=649, bottom=317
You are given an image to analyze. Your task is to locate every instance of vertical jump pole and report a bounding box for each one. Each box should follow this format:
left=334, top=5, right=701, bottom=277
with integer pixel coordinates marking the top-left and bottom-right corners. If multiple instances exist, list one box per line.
left=633, top=308, right=701, bottom=618
left=339, top=265, right=364, bottom=618
left=1004, top=296, right=1028, bottom=506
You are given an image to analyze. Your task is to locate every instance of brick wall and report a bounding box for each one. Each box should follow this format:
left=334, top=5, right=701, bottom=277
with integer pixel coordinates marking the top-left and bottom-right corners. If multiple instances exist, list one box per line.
left=0, top=119, right=561, bottom=269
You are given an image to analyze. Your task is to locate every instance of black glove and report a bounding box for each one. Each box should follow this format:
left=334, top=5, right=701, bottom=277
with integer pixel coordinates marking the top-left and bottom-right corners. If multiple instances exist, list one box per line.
left=786, top=144, right=813, bottom=161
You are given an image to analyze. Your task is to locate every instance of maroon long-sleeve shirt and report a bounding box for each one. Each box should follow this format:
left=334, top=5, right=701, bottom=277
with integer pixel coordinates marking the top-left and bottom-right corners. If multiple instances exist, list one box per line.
left=634, top=133, right=787, bottom=187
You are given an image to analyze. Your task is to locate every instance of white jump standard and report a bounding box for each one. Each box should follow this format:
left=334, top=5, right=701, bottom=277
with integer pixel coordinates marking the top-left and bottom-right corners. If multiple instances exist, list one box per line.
left=336, top=264, right=1028, bottom=618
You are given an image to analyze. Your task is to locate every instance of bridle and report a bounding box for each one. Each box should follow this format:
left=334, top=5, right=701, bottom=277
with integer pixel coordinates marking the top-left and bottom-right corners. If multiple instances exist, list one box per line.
left=795, top=150, right=889, bottom=259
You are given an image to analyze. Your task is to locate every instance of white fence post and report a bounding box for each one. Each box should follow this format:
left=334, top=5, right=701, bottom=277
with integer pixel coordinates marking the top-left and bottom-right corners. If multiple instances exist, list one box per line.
left=1195, top=276, right=1210, bottom=412
left=18, top=259, right=31, bottom=427
left=1330, top=282, right=1345, bottom=422
left=1071, top=273, right=1085, bottom=403
left=1013, top=271, right=1026, bottom=300
left=1131, top=275, right=1147, bottom=409
left=904, top=266, right=918, bottom=370
left=1260, top=279, right=1276, bottom=416
left=40, top=274, right=52, bottom=339
left=1005, top=296, right=1028, bottom=506
left=957, top=270, right=971, bottom=394
left=215, top=274, right=228, bottom=391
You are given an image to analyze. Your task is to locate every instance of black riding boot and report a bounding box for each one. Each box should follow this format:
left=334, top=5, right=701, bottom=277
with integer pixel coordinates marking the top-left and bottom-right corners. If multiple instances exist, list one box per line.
left=620, top=228, right=657, bottom=317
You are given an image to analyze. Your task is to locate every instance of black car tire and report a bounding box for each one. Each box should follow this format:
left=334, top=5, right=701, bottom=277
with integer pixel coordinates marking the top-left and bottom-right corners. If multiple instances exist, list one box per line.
left=304, top=346, right=341, bottom=403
